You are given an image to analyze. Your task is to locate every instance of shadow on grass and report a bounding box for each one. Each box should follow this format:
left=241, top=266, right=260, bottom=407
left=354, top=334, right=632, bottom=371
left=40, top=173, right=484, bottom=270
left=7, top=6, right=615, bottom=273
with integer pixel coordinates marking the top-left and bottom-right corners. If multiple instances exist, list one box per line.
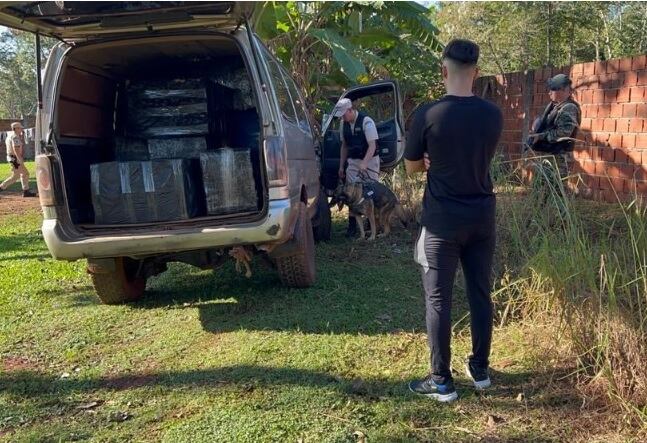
left=130, top=225, right=473, bottom=336
left=0, top=364, right=580, bottom=414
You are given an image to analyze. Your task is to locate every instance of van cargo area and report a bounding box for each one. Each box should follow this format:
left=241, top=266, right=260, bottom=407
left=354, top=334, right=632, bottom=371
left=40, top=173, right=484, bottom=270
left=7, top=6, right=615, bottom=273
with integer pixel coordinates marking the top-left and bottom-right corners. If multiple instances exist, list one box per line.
left=54, top=35, right=265, bottom=228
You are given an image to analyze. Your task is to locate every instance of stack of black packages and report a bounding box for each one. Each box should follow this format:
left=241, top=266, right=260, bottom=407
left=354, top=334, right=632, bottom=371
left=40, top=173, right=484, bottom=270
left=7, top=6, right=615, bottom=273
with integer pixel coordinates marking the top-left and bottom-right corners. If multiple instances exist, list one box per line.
left=200, top=148, right=257, bottom=215
left=125, top=78, right=210, bottom=159
left=90, top=159, right=205, bottom=224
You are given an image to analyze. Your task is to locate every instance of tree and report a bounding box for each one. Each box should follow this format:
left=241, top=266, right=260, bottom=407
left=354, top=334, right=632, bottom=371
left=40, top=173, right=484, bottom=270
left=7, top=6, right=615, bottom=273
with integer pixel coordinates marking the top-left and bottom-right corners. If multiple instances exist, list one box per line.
left=255, top=1, right=442, bottom=123
left=435, top=1, right=647, bottom=76
left=0, top=29, right=56, bottom=118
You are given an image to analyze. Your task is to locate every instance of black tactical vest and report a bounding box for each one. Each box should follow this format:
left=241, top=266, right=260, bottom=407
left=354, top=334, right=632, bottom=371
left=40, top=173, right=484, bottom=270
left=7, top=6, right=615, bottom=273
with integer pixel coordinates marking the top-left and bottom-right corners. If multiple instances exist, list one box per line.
left=532, top=97, right=581, bottom=153
left=343, top=112, right=375, bottom=159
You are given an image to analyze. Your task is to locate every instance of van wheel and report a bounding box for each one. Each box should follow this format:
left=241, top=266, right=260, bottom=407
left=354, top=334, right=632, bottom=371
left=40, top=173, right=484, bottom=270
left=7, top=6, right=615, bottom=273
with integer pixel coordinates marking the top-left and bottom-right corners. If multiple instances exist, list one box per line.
left=88, top=257, right=147, bottom=304
left=313, top=190, right=332, bottom=242
left=275, top=203, right=316, bottom=287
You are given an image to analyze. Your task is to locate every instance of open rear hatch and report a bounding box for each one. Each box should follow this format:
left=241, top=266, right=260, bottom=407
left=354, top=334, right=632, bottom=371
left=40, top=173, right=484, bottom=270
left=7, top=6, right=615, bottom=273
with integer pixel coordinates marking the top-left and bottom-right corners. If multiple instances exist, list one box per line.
left=54, top=34, right=267, bottom=230
left=0, top=2, right=254, bottom=40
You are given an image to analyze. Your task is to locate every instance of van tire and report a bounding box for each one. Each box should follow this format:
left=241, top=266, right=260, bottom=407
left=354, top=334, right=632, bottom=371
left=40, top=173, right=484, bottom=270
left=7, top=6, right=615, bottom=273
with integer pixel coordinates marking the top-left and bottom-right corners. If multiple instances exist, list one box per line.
left=89, top=257, right=147, bottom=304
left=313, top=190, right=332, bottom=242
left=275, top=203, right=316, bottom=287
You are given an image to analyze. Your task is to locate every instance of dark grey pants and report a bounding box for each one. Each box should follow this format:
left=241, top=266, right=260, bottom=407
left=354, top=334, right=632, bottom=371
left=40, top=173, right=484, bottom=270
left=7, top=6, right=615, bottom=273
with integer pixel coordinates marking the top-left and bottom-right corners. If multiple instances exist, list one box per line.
left=415, top=220, right=496, bottom=384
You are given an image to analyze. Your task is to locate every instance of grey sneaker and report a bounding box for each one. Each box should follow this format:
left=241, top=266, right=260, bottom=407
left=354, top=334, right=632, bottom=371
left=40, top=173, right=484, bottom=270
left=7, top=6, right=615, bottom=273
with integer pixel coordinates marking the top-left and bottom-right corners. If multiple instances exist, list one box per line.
left=408, top=376, right=458, bottom=402
left=465, top=361, right=491, bottom=390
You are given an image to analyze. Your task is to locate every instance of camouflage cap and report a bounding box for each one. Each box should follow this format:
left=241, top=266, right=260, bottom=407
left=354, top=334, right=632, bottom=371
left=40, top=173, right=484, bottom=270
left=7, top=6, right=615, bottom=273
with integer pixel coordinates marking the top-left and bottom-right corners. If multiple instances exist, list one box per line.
left=547, top=74, right=572, bottom=90
left=442, top=39, right=479, bottom=64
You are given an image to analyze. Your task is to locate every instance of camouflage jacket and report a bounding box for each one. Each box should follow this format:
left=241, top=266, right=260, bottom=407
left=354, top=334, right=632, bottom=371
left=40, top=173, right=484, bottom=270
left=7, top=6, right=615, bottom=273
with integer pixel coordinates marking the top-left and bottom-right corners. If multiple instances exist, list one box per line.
left=537, top=97, right=582, bottom=145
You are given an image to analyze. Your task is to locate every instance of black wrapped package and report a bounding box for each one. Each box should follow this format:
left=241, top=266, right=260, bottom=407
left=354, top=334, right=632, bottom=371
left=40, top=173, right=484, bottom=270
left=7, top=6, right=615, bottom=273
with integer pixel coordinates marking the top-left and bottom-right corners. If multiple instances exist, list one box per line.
left=115, top=136, right=150, bottom=161
left=200, top=148, right=257, bottom=215
left=148, top=137, right=207, bottom=160
left=91, top=159, right=205, bottom=224
left=126, top=78, right=209, bottom=138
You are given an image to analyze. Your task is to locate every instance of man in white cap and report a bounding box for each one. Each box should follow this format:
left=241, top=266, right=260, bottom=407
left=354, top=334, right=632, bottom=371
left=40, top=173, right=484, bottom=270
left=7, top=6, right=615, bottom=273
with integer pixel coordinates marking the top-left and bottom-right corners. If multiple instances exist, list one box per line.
left=332, top=97, right=379, bottom=237
left=1, top=122, right=36, bottom=197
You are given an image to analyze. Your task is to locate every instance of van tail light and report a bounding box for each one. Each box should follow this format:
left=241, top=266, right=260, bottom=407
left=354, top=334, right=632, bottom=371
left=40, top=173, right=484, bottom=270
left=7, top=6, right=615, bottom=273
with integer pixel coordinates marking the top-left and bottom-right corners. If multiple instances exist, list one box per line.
left=35, top=155, right=57, bottom=206
left=264, top=136, right=288, bottom=187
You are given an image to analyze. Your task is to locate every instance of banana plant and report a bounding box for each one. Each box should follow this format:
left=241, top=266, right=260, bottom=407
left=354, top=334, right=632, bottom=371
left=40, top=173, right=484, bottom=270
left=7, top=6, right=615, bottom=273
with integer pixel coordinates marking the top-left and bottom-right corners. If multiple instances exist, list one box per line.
left=254, top=1, right=442, bottom=123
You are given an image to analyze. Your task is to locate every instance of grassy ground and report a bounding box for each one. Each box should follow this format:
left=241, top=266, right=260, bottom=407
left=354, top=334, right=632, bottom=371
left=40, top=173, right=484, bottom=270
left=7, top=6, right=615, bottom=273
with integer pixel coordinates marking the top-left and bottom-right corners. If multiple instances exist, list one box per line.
left=0, top=162, right=640, bottom=442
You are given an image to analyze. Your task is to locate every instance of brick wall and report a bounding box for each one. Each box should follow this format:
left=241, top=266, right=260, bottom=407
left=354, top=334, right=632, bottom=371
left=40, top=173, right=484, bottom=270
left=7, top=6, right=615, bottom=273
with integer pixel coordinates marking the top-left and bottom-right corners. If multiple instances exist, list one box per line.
left=475, top=54, right=647, bottom=202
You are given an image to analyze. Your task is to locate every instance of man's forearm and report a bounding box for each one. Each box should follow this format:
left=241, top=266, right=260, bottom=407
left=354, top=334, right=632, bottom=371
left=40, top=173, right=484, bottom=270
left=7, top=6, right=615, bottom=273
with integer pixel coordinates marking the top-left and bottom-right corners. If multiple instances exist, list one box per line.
left=362, top=141, right=376, bottom=163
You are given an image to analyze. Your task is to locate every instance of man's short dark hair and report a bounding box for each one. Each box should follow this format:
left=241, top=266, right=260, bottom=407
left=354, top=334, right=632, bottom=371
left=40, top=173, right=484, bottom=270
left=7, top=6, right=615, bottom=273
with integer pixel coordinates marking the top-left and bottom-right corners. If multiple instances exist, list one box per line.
left=442, top=39, right=480, bottom=65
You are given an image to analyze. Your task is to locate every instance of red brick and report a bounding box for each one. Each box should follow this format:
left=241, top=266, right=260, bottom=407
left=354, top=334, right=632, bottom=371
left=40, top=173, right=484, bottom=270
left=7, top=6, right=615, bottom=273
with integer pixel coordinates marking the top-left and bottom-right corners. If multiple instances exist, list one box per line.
left=604, top=89, right=618, bottom=103
left=636, top=134, right=647, bottom=149
left=617, top=87, right=631, bottom=102
left=596, top=161, right=609, bottom=175
left=632, top=55, right=647, bottom=71
left=637, top=103, right=647, bottom=118
left=592, top=118, right=604, bottom=131
left=580, top=160, right=596, bottom=174
left=603, top=118, right=616, bottom=132
left=609, top=103, right=624, bottom=117
left=622, top=134, right=637, bottom=149
left=638, top=70, right=647, bottom=86
left=598, top=104, right=611, bottom=117
left=570, top=64, right=584, bottom=77
left=629, top=118, right=645, bottom=133
left=629, top=87, right=645, bottom=102
left=619, top=57, right=633, bottom=72
left=601, top=147, right=615, bottom=161
left=614, top=146, right=628, bottom=161
left=580, top=89, right=594, bottom=104
left=591, top=147, right=602, bottom=161
left=583, top=62, right=595, bottom=76
left=623, top=104, right=638, bottom=117
left=607, top=59, right=620, bottom=73
left=609, top=134, right=623, bottom=149
left=624, top=71, right=639, bottom=86
left=616, top=118, right=631, bottom=133
left=593, top=90, right=605, bottom=104
left=626, top=149, right=642, bottom=164
left=594, top=61, right=607, bottom=75
left=580, top=118, right=593, bottom=130
left=610, top=177, right=625, bottom=192
left=611, top=73, right=624, bottom=88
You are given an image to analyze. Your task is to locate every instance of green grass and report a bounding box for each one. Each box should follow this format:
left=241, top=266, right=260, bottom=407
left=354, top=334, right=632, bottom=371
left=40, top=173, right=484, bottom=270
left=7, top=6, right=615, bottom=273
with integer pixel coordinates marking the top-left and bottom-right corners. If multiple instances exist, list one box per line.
left=0, top=164, right=641, bottom=441
left=0, top=161, right=36, bottom=192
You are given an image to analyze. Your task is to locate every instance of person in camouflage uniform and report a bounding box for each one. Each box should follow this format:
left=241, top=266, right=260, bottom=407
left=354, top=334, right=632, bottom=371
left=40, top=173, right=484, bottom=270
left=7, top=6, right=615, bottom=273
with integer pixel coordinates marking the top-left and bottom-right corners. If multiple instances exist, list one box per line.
left=526, top=74, right=582, bottom=192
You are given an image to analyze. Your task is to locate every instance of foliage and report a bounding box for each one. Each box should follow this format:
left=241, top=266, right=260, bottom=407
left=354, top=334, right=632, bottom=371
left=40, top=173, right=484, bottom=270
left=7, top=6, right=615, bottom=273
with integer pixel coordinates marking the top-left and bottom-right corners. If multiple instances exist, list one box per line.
left=0, top=30, right=56, bottom=119
left=255, top=1, right=442, bottom=121
left=436, top=1, right=647, bottom=76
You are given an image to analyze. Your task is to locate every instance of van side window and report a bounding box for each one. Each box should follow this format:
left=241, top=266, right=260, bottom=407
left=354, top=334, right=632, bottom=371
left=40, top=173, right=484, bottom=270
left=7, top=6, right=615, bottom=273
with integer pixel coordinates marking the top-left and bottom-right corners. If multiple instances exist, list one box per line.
left=262, top=49, right=298, bottom=123
left=279, top=66, right=311, bottom=135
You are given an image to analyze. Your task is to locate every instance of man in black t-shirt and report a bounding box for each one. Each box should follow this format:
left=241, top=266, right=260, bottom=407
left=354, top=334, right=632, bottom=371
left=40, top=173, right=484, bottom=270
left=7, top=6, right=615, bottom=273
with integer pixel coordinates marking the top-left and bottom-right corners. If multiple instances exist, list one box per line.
left=404, top=39, right=503, bottom=402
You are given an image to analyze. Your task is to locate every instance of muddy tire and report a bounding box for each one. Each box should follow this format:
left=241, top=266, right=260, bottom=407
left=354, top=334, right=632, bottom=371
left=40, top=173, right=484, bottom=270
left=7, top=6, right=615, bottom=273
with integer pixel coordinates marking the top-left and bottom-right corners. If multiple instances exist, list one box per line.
left=312, top=190, right=332, bottom=242
left=88, top=257, right=147, bottom=304
left=275, top=203, right=316, bottom=287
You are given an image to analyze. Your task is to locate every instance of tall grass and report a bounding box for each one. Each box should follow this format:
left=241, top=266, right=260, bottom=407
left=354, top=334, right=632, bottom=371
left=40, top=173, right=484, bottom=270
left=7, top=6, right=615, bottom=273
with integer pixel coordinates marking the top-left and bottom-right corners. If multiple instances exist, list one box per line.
left=387, top=154, right=647, bottom=427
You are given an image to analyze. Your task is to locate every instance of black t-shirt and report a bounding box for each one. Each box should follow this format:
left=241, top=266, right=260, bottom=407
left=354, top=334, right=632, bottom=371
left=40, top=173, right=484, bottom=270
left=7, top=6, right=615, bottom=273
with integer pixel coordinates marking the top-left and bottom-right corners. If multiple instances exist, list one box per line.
left=405, top=95, right=503, bottom=230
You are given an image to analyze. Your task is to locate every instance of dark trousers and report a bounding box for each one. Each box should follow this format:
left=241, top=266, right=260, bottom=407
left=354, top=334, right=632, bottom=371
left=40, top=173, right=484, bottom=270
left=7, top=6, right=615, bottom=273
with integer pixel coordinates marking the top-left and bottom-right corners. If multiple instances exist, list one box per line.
left=415, top=220, right=496, bottom=384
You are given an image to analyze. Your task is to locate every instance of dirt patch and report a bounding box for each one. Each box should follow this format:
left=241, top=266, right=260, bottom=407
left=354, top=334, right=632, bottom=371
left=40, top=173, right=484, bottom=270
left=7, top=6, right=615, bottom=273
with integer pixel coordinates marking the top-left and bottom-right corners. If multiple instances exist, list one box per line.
left=0, top=191, right=40, bottom=217
left=1, top=355, right=38, bottom=372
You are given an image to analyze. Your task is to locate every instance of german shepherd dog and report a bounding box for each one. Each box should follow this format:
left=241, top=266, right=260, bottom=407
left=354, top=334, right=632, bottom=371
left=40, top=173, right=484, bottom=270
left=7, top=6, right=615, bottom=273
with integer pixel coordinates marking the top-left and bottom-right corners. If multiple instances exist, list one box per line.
left=333, top=181, right=407, bottom=241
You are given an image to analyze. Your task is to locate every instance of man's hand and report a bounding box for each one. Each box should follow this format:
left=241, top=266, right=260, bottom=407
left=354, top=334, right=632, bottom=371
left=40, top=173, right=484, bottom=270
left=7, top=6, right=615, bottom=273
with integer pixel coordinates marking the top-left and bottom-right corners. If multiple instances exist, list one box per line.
left=358, top=159, right=368, bottom=172
left=423, top=153, right=430, bottom=171
left=338, top=166, right=345, bottom=180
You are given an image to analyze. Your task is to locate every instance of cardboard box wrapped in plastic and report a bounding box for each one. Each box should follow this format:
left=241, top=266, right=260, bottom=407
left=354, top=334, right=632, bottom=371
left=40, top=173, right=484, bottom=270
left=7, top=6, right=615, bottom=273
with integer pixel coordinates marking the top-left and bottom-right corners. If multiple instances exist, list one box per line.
left=200, top=148, right=257, bottom=215
left=90, top=159, right=205, bottom=224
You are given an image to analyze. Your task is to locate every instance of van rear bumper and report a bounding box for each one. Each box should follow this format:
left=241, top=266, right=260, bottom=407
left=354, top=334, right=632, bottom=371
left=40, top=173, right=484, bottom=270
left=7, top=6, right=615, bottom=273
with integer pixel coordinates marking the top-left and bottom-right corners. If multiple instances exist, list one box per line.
left=42, top=199, right=292, bottom=260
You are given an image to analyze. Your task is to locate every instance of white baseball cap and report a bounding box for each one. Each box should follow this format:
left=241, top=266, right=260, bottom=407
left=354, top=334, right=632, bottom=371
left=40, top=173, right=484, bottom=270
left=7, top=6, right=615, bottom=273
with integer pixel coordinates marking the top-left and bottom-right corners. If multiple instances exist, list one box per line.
left=332, top=98, right=352, bottom=117
left=11, top=122, right=23, bottom=130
